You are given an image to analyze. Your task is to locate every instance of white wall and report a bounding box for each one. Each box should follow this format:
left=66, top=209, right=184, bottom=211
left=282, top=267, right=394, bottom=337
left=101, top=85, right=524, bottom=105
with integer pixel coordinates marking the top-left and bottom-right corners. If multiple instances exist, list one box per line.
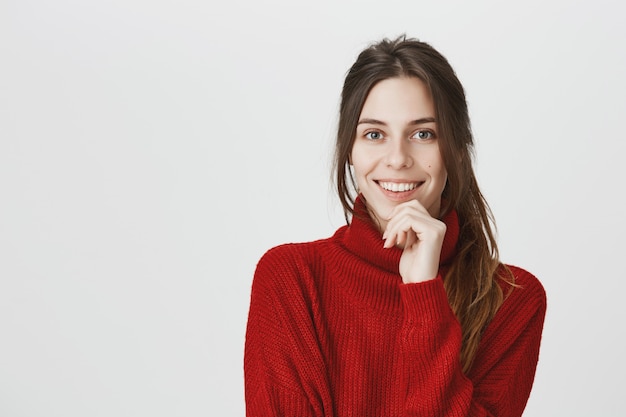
left=1, top=0, right=624, bottom=415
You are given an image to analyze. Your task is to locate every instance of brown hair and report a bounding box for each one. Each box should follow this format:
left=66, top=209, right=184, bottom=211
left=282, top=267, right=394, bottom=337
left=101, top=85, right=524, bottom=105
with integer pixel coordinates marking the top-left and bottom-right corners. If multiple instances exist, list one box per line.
left=333, top=35, right=513, bottom=372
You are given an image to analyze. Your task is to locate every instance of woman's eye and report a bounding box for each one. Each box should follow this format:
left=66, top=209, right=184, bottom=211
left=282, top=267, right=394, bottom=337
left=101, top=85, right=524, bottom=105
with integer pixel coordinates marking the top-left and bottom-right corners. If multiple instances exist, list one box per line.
left=365, top=131, right=383, bottom=140
left=413, top=130, right=434, bottom=141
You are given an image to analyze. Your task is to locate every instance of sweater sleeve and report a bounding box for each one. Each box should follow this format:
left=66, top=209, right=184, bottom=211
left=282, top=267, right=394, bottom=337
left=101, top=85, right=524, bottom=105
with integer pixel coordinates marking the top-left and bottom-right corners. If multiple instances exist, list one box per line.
left=398, top=268, right=546, bottom=417
left=244, top=246, right=331, bottom=417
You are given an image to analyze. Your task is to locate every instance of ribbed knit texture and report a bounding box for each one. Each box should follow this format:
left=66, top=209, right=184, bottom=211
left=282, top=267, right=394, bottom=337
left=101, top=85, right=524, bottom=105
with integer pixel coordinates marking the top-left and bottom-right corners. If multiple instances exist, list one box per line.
left=244, top=199, right=546, bottom=417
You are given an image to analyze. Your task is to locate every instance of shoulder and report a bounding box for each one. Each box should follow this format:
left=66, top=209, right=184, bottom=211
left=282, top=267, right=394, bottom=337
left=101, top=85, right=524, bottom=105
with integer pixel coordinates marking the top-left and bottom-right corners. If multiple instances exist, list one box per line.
left=255, top=226, right=347, bottom=275
left=248, top=238, right=339, bottom=330
left=252, top=236, right=335, bottom=294
left=500, top=264, right=547, bottom=314
left=505, top=265, right=546, bottom=298
left=478, top=264, right=547, bottom=350
left=256, top=240, right=323, bottom=275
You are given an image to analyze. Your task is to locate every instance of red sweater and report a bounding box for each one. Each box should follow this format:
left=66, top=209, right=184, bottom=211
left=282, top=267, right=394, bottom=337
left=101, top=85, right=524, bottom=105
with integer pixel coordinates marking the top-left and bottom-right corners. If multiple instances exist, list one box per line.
left=244, top=201, right=546, bottom=416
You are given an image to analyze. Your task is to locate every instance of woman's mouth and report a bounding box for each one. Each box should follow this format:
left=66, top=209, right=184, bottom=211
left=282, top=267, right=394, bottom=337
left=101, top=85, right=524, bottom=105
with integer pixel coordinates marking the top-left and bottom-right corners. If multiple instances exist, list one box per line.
left=377, top=181, right=422, bottom=192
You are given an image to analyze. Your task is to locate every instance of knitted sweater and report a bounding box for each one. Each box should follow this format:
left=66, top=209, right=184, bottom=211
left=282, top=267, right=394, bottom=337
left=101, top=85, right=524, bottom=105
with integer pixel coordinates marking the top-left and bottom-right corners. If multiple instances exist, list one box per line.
left=244, top=200, right=546, bottom=416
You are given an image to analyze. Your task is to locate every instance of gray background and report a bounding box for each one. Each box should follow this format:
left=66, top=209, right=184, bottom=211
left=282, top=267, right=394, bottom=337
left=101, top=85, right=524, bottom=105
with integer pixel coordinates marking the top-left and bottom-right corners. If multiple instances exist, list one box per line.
left=1, top=0, right=625, bottom=415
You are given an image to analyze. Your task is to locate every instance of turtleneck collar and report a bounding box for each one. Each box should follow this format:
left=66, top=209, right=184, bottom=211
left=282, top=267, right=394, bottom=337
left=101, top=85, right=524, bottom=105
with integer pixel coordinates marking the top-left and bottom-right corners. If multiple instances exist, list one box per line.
left=342, top=195, right=459, bottom=275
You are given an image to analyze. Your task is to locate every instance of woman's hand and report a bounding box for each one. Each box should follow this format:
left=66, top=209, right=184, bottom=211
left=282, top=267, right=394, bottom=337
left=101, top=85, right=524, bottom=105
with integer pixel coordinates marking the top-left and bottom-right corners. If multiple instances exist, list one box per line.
left=382, top=200, right=447, bottom=284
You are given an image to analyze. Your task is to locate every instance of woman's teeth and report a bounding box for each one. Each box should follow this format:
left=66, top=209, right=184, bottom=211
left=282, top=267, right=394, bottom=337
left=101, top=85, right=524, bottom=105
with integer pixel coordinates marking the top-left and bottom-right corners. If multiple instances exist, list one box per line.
left=379, top=182, right=419, bottom=192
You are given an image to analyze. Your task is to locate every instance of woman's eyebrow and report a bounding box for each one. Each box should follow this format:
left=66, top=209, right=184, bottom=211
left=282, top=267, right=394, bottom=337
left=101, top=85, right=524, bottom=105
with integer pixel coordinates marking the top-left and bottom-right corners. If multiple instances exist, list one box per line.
left=408, top=117, right=436, bottom=125
left=357, top=117, right=437, bottom=126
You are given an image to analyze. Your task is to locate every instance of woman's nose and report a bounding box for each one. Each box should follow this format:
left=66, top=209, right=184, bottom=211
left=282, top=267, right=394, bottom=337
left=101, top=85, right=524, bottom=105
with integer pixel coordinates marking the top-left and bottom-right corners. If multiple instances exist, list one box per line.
left=384, top=139, right=413, bottom=169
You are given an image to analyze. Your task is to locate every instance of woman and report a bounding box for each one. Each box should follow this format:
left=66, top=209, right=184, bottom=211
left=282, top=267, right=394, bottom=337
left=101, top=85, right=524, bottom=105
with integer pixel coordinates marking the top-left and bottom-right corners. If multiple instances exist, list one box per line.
left=244, top=35, right=546, bottom=417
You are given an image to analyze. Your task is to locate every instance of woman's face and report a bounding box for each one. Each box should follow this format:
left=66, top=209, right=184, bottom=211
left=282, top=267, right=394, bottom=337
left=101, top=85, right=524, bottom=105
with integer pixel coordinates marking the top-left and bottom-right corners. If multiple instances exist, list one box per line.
left=351, top=76, right=448, bottom=230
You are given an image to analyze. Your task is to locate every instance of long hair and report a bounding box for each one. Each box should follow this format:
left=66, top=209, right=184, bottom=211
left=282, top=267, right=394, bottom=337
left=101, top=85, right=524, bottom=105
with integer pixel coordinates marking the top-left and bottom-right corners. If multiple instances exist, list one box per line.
left=333, top=35, right=514, bottom=373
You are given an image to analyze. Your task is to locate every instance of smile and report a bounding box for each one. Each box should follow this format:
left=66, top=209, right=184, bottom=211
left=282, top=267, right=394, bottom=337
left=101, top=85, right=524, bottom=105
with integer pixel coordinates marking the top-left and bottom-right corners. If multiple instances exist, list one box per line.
left=377, top=181, right=422, bottom=192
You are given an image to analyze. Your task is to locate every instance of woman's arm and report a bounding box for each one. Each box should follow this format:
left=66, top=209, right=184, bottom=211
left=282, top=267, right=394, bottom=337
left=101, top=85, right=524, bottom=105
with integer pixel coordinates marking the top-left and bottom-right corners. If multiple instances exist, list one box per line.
left=384, top=200, right=546, bottom=416
left=244, top=246, right=331, bottom=417
left=398, top=269, right=546, bottom=417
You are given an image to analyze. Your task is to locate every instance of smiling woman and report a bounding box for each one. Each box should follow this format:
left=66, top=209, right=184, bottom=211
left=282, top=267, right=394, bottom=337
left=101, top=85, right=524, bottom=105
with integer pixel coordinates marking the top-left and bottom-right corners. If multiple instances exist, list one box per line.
left=351, top=77, right=448, bottom=224
left=244, top=35, right=546, bottom=417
